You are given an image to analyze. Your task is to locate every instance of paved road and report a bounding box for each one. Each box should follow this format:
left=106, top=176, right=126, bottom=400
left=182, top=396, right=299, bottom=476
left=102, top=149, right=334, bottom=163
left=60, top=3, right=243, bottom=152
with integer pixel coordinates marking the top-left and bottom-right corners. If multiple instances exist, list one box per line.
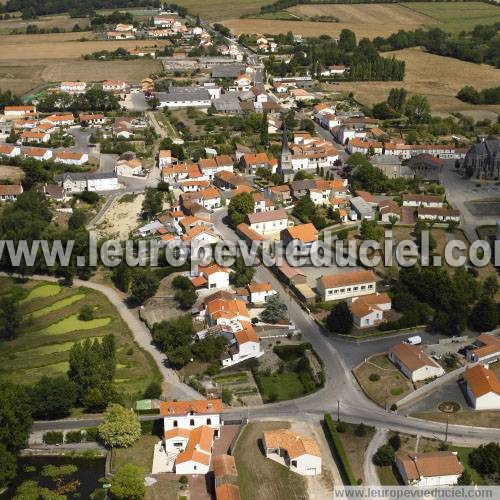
left=210, top=209, right=500, bottom=445
left=3, top=273, right=201, bottom=402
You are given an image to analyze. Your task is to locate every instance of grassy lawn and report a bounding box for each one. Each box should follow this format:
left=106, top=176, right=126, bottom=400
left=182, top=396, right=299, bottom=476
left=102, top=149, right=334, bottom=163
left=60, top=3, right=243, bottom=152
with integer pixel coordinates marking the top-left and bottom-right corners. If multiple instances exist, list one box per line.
left=234, top=421, right=307, bottom=500
left=145, top=476, right=179, bottom=500
left=335, top=422, right=375, bottom=483
left=353, top=354, right=413, bottom=408
left=0, top=280, right=161, bottom=401
left=255, top=371, right=307, bottom=402
left=112, top=435, right=158, bottom=473
left=213, top=372, right=248, bottom=384
left=378, top=465, right=400, bottom=485
left=449, top=446, right=487, bottom=486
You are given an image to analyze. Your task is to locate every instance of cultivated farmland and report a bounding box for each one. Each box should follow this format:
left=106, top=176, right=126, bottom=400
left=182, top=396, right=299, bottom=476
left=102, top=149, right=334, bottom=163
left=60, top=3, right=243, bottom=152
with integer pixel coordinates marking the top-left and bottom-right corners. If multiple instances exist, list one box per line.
left=0, top=278, right=161, bottom=401
left=165, top=0, right=272, bottom=20
left=327, top=47, right=500, bottom=116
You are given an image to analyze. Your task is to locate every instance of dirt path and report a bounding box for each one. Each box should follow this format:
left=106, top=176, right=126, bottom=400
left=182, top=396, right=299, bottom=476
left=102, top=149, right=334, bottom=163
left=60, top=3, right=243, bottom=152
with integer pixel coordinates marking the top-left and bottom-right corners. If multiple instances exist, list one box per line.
left=363, top=428, right=387, bottom=486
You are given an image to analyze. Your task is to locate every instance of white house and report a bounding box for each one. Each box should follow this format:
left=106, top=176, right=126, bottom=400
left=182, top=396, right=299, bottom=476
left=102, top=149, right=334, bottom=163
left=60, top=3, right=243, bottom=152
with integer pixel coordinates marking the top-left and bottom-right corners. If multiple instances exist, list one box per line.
left=55, top=171, right=118, bottom=193
left=198, top=187, right=221, bottom=210
left=23, top=147, right=52, bottom=161
left=220, top=321, right=262, bottom=367
left=247, top=282, right=277, bottom=304
left=465, top=364, right=500, bottom=410
left=54, top=151, right=88, bottom=165
left=388, top=342, right=445, bottom=382
left=21, top=131, right=49, bottom=144
left=417, top=207, right=460, bottom=223
left=0, top=184, right=23, bottom=202
left=465, top=333, right=500, bottom=364
left=246, top=208, right=289, bottom=237
left=160, top=399, right=222, bottom=475
left=115, top=158, right=142, bottom=177
left=60, top=82, right=87, bottom=94
left=42, top=114, right=74, bottom=127
left=158, top=149, right=172, bottom=168
left=182, top=225, right=220, bottom=246
left=0, top=144, right=21, bottom=158
left=402, top=194, right=444, bottom=208
left=396, top=452, right=464, bottom=487
left=191, top=264, right=230, bottom=290
left=4, top=105, right=36, bottom=119
left=206, top=297, right=250, bottom=328
left=263, top=429, right=322, bottom=476
left=349, top=293, right=392, bottom=328
left=317, top=270, right=377, bottom=302
left=102, top=80, right=127, bottom=92
left=79, top=113, right=107, bottom=125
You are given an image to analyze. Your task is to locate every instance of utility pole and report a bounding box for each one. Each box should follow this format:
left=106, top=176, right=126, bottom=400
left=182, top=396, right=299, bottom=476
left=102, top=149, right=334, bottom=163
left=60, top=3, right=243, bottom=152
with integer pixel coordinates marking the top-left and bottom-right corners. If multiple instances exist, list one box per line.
left=337, top=400, right=340, bottom=422
left=445, top=417, right=449, bottom=443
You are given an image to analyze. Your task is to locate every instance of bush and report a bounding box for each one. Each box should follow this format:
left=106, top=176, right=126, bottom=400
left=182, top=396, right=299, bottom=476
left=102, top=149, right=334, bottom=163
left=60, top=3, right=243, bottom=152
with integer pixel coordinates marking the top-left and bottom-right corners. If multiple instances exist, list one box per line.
left=355, top=423, right=367, bottom=437
left=65, top=430, right=83, bottom=443
left=324, top=414, right=357, bottom=485
left=388, top=433, right=401, bottom=451
left=336, top=421, right=347, bottom=433
left=78, top=305, right=94, bottom=321
left=373, top=444, right=395, bottom=466
left=143, top=382, right=162, bottom=399
left=43, top=431, right=63, bottom=445
left=84, top=427, right=99, bottom=442
left=368, top=373, right=380, bottom=382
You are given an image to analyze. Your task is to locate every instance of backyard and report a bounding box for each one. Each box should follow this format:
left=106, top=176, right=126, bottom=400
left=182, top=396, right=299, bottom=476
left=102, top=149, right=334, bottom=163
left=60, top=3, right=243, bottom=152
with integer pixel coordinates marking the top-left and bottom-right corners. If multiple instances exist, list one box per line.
left=0, top=277, right=161, bottom=403
left=233, top=421, right=308, bottom=500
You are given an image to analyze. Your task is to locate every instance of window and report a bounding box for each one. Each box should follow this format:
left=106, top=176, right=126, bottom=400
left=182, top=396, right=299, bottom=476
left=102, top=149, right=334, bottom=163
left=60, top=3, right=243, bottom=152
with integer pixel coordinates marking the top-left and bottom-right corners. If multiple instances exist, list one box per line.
left=361, top=285, right=366, bottom=290
left=328, top=290, right=333, bottom=295
left=334, top=289, right=339, bottom=294
left=190, top=419, right=195, bottom=426
left=368, top=284, right=373, bottom=289
left=207, top=418, right=212, bottom=425
left=354, top=286, right=358, bottom=291
left=173, top=420, right=178, bottom=427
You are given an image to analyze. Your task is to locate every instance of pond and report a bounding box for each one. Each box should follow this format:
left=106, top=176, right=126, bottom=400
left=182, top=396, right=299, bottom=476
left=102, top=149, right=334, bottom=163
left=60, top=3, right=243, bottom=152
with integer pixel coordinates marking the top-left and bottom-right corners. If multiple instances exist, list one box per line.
left=2, top=455, right=106, bottom=499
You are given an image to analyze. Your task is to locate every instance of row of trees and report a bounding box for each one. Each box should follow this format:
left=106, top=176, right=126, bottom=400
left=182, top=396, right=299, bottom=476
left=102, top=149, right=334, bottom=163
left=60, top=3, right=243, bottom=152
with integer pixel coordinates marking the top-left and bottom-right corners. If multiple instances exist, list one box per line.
left=37, top=87, right=121, bottom=113
left=372, top=87, right=432, bottom=124
left=373, top=24, right=500, bottom=68
left=457, top=86, right=500, bottom=105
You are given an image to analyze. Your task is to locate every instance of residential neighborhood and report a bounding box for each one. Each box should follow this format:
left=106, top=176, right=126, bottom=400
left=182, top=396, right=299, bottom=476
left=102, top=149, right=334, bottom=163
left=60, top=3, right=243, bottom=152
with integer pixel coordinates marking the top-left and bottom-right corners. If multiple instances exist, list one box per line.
left=0, top=2, right=499, bottom=499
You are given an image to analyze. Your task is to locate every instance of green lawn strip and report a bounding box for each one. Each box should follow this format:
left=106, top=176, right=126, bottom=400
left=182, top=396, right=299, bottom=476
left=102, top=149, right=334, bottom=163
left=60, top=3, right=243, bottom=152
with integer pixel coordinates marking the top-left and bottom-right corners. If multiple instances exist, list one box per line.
left=324, top=414, right=357, bottom=486
left=255, top=371, right=306, bottom=402
left=38, top=314, right=112, bottom=335
left=449, top=446, right=487, bottom=486
left=377, top=465, right=400, bottom=485
left=20, top=283, right=62, bottom=303
left=213, top=372, right=248, bottom=384
left=28, top=293, right=86, bottom=319
left=7, top=361, right=70, bottom=385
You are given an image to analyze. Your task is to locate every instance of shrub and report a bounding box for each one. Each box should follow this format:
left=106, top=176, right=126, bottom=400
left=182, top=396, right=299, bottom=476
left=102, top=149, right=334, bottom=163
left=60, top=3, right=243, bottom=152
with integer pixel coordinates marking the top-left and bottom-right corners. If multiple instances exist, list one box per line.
left=84, top=427, right=99, bottom=442
left=143, top=382, right=162, bottom=399
left=355, top=423, right=367, bottom=437
left=65, top=431, right=83, bottom=443
left=78, top=305, right=94, bottom=321
left=43, top=431, right=63, bottom=445
left=373, top=444, right=395, bottom=466
left=368, top=373, right=380, bottom=382
left=388, top=433, right=401, bottom=451
left=336, top=421, right=347, bottom=433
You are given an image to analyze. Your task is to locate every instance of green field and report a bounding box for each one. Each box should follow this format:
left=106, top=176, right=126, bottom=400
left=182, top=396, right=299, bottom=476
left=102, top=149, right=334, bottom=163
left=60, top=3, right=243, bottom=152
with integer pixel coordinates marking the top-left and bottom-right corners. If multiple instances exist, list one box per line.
left=171, top=0, right=272, bottom=20
left=0, top=278, right=161, bottom=399
left=255, top=371, right=307, bottom=402
left=403, top=2, right=500, bottom=33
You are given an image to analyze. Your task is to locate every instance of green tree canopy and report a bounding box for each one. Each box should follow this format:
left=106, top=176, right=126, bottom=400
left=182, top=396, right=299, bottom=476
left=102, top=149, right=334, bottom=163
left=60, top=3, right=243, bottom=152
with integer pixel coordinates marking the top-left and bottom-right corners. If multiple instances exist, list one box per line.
left=98, top=404, right=141, bottom=448
left=326, top=302, right=353, bottom=335
left=111, top=464, right=146, bottom=500
left=30, top=376, right=77, bottom=420
left=228, top=192, right=254, bottom=228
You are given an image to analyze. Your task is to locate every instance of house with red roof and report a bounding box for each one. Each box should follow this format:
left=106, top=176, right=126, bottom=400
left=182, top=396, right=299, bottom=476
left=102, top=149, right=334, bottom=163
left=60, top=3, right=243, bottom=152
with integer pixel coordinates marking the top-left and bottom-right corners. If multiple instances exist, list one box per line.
left=464, top=364, right=500, bottom=410
left=191, top=264, right=230, bottom=290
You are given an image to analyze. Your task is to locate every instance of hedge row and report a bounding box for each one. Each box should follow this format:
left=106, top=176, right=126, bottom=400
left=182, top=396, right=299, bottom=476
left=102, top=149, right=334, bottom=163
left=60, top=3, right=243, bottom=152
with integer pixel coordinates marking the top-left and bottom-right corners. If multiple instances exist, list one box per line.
left=43, top=428, right=99, bottom=445
left=323, top=413, right=357, bottom=485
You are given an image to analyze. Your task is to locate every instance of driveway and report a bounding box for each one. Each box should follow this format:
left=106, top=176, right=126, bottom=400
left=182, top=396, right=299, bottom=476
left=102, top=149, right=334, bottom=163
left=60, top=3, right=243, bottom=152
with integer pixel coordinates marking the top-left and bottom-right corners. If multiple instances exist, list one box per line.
left=363, top=429, right=387, bottom=486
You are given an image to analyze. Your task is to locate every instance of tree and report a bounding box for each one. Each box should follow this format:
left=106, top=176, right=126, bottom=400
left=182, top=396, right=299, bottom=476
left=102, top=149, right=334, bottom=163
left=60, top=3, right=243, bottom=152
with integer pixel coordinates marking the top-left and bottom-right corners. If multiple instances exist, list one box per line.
left=98, top=404, right=141, bottom=448
left=372, top=101, right=399, bottom=120
left=152, top=315, right=194, bottom=369
left=143, top=381, right=162, bottom=399
left=388, top=433, right=401, bottom=451
left=130, top=268, right=159, bottom=306
left=326, top=302, right=353, bottom=335
left=260, top=295, right=287, bottom=324
left=68, top=208, right=88, bottom=230
left=30, top=376, right=77, bottom=420
left=404, top=94, right=431, bottom=124
left=339, top=29, right=356, bottom=52
left=482, top=274, right=498, bottom=297
left=0, top=383, right=33, bottom=452
left=222, top=388, right=233, bottom=405
left=230, top=256, right=255, bottom=287
left=147, top=96, right=160, bottom=110
left=112, top=260, right=132, bottom=293
left=373, top=444, right=395, bottom=466
left=175, top=286, right=197, bottom=310
left=260, top=112, right=268, bottom=146
left=0, top=296, right=21, bottom=340
left=354, top=423, right=367, bottom=437
left=142, top=188, right=163, bottom=217
left=293, top=194, right=315, bottom=222
left=360, top=219, right=384, bottom=242
left=470, top=296, right=498, bottom=331
left=387, top=88, right=407, bottom=113
left=111, top=464, right=145, bottom=500
left=228, top=192, right=254, bottom=228
left=0, top=444, right=16, bottom=489
left=78, top=304, right=94, bottom=321
left=469, top=442, right=500, bottom=477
